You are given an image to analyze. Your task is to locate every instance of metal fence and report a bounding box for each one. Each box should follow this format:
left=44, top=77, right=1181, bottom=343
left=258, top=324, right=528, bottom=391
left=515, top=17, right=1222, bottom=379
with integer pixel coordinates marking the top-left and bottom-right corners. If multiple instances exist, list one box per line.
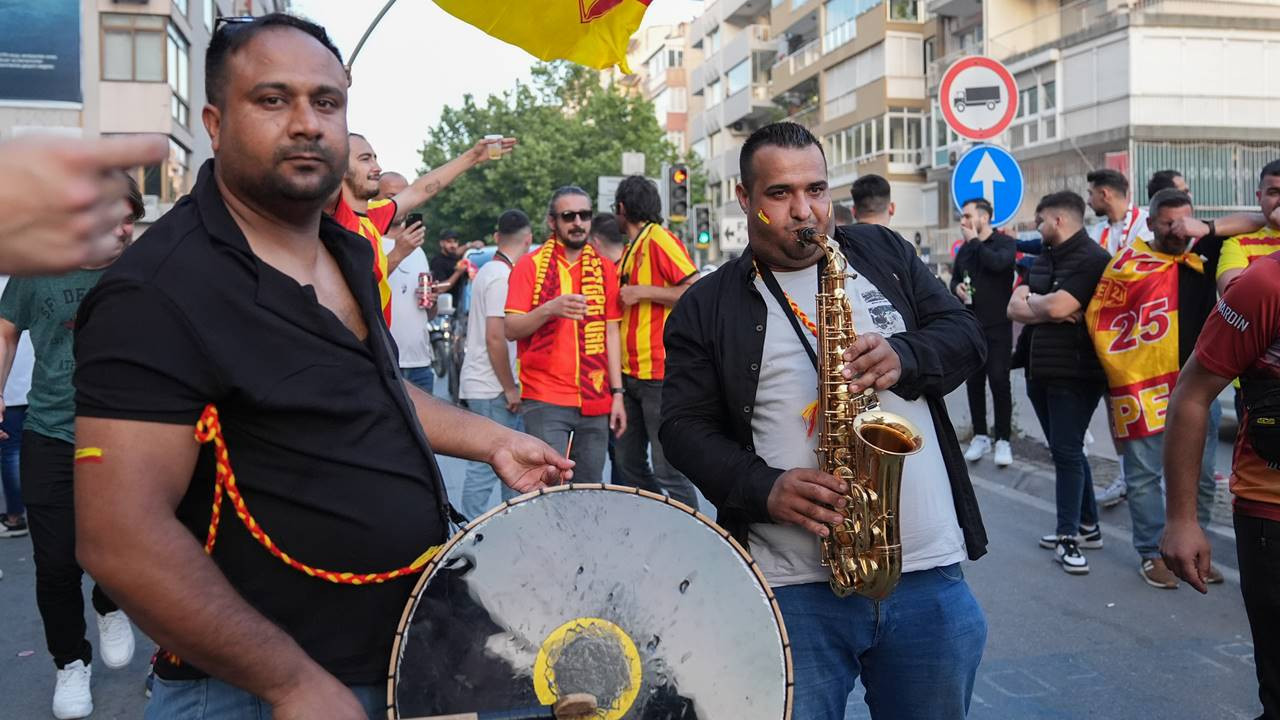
left=1133, top=140, right=1280, bottom=214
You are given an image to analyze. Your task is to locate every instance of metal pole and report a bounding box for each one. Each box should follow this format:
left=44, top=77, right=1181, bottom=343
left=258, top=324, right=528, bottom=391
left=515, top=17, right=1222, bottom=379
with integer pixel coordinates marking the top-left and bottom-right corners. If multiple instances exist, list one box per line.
left=346, top=0, right=400, bottom=72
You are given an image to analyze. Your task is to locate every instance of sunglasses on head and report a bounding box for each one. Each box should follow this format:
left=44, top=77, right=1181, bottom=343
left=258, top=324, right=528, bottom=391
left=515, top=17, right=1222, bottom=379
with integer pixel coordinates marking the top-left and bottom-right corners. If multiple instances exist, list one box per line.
left=556, top=210, right=593, bottom=222
left=214, top=15, right=255, bottom=33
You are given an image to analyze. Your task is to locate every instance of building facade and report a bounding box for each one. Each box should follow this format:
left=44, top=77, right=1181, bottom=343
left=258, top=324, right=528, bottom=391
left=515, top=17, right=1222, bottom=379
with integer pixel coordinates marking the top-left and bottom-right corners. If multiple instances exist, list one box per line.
left=608, top=22, right=705, bottom=156
left=924, top=0, right=1280, bottom=257
left=0, top=0, right=289, bottom=225
left=686, top=0, right=1280, bottom=264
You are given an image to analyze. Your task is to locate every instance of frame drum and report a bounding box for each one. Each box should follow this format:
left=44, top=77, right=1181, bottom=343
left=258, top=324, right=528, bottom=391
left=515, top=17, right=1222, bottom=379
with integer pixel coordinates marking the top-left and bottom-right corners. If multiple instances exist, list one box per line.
left=388, top=484, right=792, bottom=719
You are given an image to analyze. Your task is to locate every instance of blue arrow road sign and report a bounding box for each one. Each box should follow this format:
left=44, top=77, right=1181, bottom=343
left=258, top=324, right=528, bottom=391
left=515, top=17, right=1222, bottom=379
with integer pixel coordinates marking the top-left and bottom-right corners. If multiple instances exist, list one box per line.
left=951, top=145, right=1024, bottom=228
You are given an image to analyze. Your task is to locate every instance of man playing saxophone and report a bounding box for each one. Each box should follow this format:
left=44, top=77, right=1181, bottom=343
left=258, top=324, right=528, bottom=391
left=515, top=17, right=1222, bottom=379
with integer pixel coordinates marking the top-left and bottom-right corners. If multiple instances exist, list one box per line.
left=660, top=122, right=989, bottom=719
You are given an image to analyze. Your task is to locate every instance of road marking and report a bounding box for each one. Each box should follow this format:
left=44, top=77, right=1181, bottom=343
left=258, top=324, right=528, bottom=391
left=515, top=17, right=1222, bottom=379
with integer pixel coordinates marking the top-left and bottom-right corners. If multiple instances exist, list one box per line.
left=970, top=474, right=1241, bottom=586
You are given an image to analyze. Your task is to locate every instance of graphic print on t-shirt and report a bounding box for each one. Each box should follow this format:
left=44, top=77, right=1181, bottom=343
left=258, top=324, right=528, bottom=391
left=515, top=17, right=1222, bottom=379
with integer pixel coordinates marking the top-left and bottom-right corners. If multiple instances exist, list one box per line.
left=861, top=288, right=907, bottom=335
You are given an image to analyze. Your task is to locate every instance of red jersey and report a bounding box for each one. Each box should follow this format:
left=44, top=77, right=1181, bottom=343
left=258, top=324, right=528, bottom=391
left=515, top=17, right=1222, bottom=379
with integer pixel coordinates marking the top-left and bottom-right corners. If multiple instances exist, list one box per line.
left=1194, top=252, right=1280, bottom=518
left=617, top=223, right=698, bottom=380
left=330, top=195, right=396, bottom=326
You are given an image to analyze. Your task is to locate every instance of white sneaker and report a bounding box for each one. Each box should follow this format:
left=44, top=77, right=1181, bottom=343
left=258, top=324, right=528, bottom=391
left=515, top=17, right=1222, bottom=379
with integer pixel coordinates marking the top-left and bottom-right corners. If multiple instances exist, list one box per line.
left=1097, top=476, right=1127, bottom=508
left=97, top=610, right=135, bottom=670
left=52, top=660, right=93, bottom=719
left=964, top=435, right=991, bottom=462
left=1054, top=537, right=1089, bottom=575
left=993, top=440, right=1013, bottom=467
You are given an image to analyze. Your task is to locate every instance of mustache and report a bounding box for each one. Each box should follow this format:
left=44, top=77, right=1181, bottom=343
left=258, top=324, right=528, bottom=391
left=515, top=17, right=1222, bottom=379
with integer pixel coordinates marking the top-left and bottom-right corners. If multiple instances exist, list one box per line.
left=274, top=144, right=337, bottom=165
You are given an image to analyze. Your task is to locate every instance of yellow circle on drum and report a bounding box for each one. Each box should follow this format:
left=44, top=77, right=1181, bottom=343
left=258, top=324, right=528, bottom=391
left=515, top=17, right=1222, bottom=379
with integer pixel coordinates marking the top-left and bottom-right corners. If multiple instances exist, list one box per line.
left=532, top=617, right=642, bottom=719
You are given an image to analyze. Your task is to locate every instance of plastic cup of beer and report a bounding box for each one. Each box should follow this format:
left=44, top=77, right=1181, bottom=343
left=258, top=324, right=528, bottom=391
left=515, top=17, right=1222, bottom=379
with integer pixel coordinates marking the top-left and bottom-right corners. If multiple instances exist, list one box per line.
left=484, top=134, right=504, bottom=160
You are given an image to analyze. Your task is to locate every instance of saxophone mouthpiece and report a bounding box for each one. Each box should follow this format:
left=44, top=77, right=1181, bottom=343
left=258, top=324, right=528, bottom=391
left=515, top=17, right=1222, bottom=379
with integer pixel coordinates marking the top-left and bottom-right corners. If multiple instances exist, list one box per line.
left=797, top=227, right=822, bottom=245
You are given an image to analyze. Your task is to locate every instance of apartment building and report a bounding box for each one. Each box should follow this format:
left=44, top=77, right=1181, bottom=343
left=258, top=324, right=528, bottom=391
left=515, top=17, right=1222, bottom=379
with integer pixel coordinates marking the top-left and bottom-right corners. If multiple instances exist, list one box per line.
left=0, top=0, right=290, bottom=225
left=924, top=0, right=1280, bottom=253
left=687, top=0, right=936, bottom=254
left=606, top=23, right=705, bottom=156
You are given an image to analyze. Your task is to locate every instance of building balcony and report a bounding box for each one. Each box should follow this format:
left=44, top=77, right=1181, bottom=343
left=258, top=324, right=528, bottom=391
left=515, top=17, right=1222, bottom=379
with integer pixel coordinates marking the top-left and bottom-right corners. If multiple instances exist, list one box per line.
left=770, top=36, right=822, bottom=95
left=722, top=83, right=776, bottom=128
left=723, top=24, right=775, bottom=71
left=787, top=103, right=820, bottom=130
left=725, top=0, right=775, bottom=25
left=924, top=0, right=979, bottom=18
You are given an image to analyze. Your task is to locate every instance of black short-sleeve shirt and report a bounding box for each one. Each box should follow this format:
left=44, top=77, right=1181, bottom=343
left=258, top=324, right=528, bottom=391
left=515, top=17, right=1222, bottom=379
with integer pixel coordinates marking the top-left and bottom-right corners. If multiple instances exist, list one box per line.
left=73, top=161, right=450, bottom=685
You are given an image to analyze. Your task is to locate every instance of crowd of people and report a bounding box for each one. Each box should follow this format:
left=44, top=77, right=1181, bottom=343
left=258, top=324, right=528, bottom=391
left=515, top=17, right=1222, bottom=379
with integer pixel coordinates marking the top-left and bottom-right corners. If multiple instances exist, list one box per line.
left=0, top=10, right=1276, bottom=720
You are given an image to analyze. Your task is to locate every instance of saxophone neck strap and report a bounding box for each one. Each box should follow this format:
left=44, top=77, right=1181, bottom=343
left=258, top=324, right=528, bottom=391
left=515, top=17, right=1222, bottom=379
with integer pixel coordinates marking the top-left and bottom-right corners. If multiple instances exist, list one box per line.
left=756, top=257, right=824, bottom=373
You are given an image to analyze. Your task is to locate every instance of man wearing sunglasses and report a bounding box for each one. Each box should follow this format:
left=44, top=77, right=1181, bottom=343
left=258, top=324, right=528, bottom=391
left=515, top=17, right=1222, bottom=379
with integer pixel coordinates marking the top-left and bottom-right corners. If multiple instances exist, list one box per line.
left=505, top=187, right=627, bottom=483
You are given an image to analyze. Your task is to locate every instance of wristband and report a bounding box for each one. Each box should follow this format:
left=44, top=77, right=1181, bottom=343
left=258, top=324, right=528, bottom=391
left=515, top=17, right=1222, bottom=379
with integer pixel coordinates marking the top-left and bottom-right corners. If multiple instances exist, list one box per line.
left=610, top=387, right=624, bottom=395
left=1206, top=219, right=1216, bottom=238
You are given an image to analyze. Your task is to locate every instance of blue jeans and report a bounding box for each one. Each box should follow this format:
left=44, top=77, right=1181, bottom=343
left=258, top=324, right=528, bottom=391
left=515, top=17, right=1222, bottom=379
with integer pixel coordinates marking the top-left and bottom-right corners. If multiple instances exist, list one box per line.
left=0, top=404, right=24, bottom=516
left=146, top=676, right=384, bottom=719
left=774, top=564, right=987, bottom=719
left=402, top=366, right=435, bottom=395
left=460, top=393, right=521, bottom=518
left=1026, top=379, right=1103, bottom=536
left=1122, top=400, right=1221, bottom=559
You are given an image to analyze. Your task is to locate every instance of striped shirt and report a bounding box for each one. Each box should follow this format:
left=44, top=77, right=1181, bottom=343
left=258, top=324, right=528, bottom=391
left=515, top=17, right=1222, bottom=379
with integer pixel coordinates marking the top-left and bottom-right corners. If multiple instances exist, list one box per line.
left=617, top=223, right=698, bottom=380
left=1219, top=226, right=1280, bottom=285
left=330, top=196, right=397, bottom=326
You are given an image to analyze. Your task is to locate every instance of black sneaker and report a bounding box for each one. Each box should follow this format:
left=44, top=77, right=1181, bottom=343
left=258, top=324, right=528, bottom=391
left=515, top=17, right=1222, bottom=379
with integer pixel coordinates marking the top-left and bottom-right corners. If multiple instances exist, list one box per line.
left=1054, top=537, right=1089, bottom=575
left=1039, top=524, right=1103, bottom=550
left=0, top=515, right=27, bottom=538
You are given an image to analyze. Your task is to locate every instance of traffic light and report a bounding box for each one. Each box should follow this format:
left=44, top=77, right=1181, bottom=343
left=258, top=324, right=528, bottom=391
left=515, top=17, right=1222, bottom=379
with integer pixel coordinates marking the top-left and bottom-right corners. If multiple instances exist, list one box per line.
left=695, top=205, right=711, bottom=247
left=668, top=164, right=689, bottom=223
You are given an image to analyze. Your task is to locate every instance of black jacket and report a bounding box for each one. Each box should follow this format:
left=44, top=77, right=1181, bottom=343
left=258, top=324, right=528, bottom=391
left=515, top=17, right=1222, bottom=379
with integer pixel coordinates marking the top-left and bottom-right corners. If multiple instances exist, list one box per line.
left=659, top=223, right=989, bottom=561
left=1013, top=228, right=1111, bottom=382
left=950, top=232, right=1017, bottom=328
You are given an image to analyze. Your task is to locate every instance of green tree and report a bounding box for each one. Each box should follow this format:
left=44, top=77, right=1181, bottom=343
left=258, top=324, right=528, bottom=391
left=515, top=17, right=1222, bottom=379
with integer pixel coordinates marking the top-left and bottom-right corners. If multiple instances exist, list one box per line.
left=414, top=61, right=692, bottom=251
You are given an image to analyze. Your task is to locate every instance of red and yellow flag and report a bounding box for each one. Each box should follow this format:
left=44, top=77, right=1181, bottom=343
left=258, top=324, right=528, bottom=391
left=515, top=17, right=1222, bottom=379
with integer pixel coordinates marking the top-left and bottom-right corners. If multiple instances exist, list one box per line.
left=1086, top=239, right=1204, bottom=440
left=433, top=0, right=653, bottom=72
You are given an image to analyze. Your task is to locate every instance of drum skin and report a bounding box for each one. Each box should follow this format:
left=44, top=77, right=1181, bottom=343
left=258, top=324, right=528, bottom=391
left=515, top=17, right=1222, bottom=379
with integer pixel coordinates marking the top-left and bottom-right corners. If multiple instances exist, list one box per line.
left=389, top=484, right=793, bottom=719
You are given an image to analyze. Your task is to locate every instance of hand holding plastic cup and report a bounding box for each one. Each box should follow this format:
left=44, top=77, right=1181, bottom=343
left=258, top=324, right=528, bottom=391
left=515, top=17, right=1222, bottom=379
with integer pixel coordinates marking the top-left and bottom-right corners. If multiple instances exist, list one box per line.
left=484, top=134, right=504, bottom=160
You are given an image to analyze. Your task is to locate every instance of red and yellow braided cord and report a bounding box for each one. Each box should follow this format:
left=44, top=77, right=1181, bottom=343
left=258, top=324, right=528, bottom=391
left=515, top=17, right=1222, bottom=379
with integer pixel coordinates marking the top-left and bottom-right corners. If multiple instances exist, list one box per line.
left=195, top=404, right=441, bottom=585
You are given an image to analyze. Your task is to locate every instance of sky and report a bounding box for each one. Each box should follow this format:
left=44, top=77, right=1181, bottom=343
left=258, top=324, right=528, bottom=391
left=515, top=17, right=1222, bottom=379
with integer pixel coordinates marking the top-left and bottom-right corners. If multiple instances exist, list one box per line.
left=289, top=0, right=705, bottom=176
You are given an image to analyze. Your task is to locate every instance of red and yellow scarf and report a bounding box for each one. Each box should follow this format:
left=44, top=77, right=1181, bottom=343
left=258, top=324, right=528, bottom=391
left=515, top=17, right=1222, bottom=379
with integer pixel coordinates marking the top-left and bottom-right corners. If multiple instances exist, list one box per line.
left=1086, top=238, right=1204, bottom=440
left=527, top=238, right=612, bottom=415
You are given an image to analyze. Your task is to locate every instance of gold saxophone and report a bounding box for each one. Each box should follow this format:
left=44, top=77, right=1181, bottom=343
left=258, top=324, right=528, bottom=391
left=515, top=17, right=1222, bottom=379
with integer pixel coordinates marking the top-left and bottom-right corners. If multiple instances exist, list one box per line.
left=798, top=227, right=924, bottom=601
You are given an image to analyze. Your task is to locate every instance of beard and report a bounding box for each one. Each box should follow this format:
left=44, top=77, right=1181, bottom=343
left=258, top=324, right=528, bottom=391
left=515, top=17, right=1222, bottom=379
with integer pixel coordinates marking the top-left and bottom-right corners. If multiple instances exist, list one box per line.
left=344, top=171, right=380, bottom=201
left=559, top=229, right=588, bottom=249
left=263, top=143, right=344, bottom=203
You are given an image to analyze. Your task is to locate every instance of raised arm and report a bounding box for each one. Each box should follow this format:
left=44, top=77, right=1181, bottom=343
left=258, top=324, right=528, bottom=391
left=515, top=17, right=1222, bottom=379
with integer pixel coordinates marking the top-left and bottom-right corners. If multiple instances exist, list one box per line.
left=389, top=137, right=516, bottom=226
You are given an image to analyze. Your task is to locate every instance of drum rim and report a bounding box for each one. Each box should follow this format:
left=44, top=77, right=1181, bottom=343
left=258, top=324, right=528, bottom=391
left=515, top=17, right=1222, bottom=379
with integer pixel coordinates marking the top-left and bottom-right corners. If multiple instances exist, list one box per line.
left=385, top=482, right=794, bottom=719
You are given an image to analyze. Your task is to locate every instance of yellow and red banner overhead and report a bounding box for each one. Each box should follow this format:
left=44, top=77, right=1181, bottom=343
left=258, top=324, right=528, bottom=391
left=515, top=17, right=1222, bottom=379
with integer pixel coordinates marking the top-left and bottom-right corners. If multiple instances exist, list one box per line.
left=1086, top=239, right=1204, bottom=441
left=433, top=0, right=653, bottom=73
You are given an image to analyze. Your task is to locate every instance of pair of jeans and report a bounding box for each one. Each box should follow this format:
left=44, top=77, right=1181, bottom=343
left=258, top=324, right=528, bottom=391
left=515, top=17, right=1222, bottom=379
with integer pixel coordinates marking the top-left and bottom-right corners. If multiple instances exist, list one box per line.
left=1026, top=379, right=1103, bottom=536
left=613, top=376, right=698, bottom=509
left=1121, top=400, right=1221, bottom=558
left=401, top=365, right=435, bottom=395
left=0, top=404, right=25, bottom=516
left=1234, top=513, right=1280, bottom=719
left=966, top=324, right=1013, bottom=441
left=146, top=676, right=384, bottom=720
left=460, top=393, right=521, bottom=518
left=773, top=564, right=987, bottom=719
left=520, top=400, right=609, bottom=484
left=21, top=431, right=118, bottom=668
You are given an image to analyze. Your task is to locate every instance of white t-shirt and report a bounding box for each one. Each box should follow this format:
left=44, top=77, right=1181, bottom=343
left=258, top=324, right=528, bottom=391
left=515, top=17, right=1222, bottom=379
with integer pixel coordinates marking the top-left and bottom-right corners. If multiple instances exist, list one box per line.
left=381, top=239, right=434, bottom=368
left=459, top=256, right=517, bottom=400
left=1089, top=204, right=1150, bottom=255
left=0, top=276, right=33, bottom=407
left=747, top=250, right=966, bottom=587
